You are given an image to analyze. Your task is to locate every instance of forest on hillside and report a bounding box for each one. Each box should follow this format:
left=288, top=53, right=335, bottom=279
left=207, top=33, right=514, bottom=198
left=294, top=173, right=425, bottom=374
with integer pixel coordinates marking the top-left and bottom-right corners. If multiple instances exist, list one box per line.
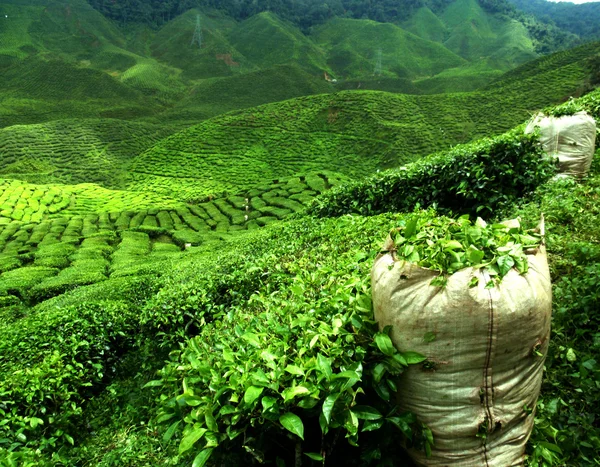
left=85, top=0, right=576, bottom=53
left=508, top=0, right=600, bottom=41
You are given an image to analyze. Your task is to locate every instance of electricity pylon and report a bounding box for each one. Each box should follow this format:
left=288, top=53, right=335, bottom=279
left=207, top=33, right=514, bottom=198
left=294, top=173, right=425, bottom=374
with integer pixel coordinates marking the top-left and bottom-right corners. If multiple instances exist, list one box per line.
left=374, top=48, right=383, bottom=75
left=191, top=14, right=203, bottom=48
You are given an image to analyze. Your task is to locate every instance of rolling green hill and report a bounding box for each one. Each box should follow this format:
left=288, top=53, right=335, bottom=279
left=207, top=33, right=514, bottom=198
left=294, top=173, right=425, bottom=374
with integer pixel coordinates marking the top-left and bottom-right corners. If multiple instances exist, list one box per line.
left=2, top=0, right=600, bottom=463
left=1, top=86, right=599, bottom=464
left=129, top=44, right=596, bottom=200
left=439, top=0, right=536, bottom=68
left=164, top=64, right=334, bottom=123
left=0, top=0, right=591, bottom=131
left=311, top=17, right=467, bottom=80
left=149, top=8, right=245, bottom=80
left=508, top=0, right=600, bottom=41
left=229, top=12, right=330, bottom=74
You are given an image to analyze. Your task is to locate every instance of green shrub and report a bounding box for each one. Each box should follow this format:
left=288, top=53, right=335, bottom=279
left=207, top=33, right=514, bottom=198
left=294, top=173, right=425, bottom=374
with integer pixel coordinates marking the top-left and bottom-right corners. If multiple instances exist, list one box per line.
left=144, top=214, right=431, bottom=465
left=0, top=301, right=142, bottom=455
left=0, top=267, right=59, bottom=298
left=309, top=129, right=556, bottom=219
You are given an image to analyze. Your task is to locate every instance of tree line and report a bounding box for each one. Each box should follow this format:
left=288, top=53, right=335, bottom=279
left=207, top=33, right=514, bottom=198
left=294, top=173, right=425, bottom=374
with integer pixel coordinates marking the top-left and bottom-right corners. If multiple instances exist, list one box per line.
left=86, top=0, right=580, bottom=54
left=86, top=0, right=455, bottom=29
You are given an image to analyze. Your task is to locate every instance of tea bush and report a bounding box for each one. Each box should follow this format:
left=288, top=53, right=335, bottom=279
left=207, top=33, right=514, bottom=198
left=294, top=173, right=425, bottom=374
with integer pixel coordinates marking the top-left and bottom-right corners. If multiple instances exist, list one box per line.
left=308, top=128, right=556, bottom=218
left=140, top=214, right=443, bottom=466
left=0, top=272, right=163, bottom=458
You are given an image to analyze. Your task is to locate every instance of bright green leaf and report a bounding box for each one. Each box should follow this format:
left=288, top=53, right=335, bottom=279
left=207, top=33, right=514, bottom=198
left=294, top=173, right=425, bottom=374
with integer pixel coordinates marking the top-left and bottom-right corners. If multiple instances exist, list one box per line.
left=280, top=412, right=304, bottom=440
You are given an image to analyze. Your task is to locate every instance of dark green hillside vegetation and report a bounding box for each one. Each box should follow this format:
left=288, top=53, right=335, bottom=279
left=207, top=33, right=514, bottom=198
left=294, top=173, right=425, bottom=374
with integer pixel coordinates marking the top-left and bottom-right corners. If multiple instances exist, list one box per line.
left=484, top=40, right=600, bottom=97
left=148, top=8, right=244, bottom=80
left=0, top=0, right=593, bottom=131
left=229, top=12, right=329, bottom=74
left=83, top=0, right=579, bottom=58
left=508, top=0, right=600, bottom=41
left=2, top=0, right=600, bottom=464
left=2, top=85, right=600, bottom=465
left=0, top=56, right=161, bottom=128
left=0, top=171, right=350, bottom=305
left=308, top=128, right=555, bottom=218
left=166, top=64, right=334, bottom=123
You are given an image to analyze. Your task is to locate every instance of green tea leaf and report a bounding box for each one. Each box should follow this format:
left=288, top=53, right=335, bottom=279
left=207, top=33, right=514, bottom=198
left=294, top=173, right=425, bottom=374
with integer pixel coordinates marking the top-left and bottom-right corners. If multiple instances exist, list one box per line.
left=401, top=351, right=427, bottom=364
left=282, top=385, right=310, bottom=402
left=467, top=245, right=484, bottom=264
left=497, top=255, right=515, bottom=276
left=362, top=419, right=384, bottom=432
left=192, top=449, right=214, bottom=467
left=284, top=365, right=305, bottom=376
left=317, top=353, right=333, bottom=380
left=205, top=412, right=218, bottom=432
left=404, top=217, right=418, bottom=238
left=374, top=332, right=396, bottom=356
left=280, top=412, right=304, bottom=440
left=244, top=386, right=264, bottom=405
left=163, top=420, right=181, bottom=442
left=322, top=393, right=339, bottom=424
left=179, top=427, right=207, bottom=454
left=242, top=333, right=261, bottom=347
left=352, top=405, right=383, bottom=420
left=373, top=363, right=386, bottom=383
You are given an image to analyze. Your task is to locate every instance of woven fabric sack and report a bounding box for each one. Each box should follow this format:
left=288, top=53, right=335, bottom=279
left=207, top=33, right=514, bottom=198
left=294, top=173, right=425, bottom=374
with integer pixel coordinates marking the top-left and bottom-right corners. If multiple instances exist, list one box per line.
left=525, top=111, right=596, bottom=178
left=371, top=225, right=552, bottom=466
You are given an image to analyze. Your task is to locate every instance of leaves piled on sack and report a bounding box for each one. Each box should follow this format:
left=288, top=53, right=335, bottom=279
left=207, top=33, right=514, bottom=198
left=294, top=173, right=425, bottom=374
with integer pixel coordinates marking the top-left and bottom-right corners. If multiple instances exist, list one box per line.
left=385, top=211, right=543, bottom=287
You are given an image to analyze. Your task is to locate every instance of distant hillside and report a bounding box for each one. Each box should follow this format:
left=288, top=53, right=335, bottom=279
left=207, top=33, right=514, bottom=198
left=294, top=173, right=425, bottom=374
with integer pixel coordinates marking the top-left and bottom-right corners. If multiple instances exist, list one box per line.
left=311, top=18, right=467, bottom=80
left=164, top=64, right=333, bottom=123
left=507, top=0, right=600, bottom=41
left=228, top=12, right=330, bottom=74
left=484, top=40, right=600, bottom=95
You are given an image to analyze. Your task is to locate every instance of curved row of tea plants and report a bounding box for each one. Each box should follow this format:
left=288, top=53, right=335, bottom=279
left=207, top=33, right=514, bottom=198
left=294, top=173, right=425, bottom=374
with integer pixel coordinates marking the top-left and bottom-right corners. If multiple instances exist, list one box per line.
left=308, top=127, right=557, bottom=218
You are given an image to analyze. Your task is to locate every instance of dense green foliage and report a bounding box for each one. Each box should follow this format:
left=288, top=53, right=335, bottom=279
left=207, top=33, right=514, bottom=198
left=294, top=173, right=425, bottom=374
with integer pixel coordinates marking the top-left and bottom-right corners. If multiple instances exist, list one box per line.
left=508, top=0, right=600, bottom=41
left=131, top=52, right=595, bottom=200
left=500, top=157, right=600, bottom=466
left=144, top=215, right=434, bottom=466
left=0, top=0, right=594, bottom=135
left=2, top=87, right=598, bottom=464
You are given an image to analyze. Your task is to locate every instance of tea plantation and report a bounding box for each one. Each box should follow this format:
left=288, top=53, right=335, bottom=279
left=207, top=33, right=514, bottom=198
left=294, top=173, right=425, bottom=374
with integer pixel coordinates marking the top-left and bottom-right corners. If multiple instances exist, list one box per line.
left=1, top=1, right=600, bottom=465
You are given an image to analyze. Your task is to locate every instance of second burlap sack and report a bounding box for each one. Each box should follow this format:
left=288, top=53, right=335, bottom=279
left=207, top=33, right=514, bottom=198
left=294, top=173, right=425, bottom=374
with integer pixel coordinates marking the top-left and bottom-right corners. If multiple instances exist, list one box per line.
left=525, top=111, right=596, bottom=178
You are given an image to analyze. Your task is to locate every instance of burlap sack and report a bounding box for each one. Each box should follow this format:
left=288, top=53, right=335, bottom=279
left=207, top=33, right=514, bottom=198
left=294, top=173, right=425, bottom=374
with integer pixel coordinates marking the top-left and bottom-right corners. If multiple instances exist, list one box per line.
left=525, top=111, right=596, bottom=178
left=371, top=224, right=552, bottom=466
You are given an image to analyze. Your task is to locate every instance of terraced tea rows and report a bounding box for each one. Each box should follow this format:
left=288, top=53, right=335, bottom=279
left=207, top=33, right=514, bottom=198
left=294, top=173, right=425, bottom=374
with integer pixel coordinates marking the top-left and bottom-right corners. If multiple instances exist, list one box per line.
left=0, top=179, right=184, bottom=222
left=0, top=119, right=180, bottom=187
left=0, top=215, right=185, bottom=305
left=0, top=180, right=72, bottom=222
left=0, top=170, right=347, bottom=304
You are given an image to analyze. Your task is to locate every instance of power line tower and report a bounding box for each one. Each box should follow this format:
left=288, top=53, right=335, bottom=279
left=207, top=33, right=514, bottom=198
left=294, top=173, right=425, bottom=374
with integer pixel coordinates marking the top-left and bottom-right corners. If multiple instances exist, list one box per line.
left=374, top=48, right=383, bottom=75
left=191, top=14, right=203, bottom=48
